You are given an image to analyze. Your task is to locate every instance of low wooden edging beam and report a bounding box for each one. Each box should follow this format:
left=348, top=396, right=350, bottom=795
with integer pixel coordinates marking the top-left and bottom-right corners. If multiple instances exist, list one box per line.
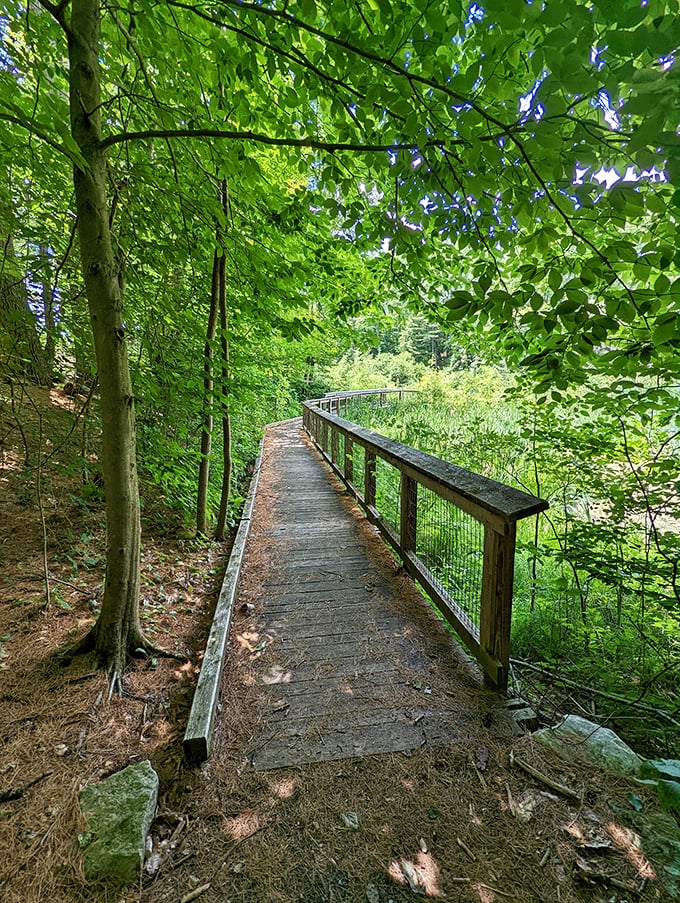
left=182, top=441, right=263, bottom=763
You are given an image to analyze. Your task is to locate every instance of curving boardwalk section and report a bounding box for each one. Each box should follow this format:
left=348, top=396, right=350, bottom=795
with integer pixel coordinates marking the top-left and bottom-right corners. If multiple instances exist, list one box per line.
left=238, top=420, right=506, bottom=771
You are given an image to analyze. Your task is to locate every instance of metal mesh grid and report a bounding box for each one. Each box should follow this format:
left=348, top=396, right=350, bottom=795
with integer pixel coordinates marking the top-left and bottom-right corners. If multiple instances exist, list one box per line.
left=334, top=432, right=345, bottom=468
left=415, top=486, right=484, bottom=631
left=375, top=456, right=401, bottom=536
left=351, top=444, right=365, bottom=497
left=340, top=393, right=402, bottom=425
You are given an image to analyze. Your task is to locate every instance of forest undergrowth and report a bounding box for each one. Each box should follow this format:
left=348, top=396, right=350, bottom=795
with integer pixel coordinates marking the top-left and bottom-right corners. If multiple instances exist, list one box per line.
left=1, top=384, right=679, bottom=902
left=335, top=376, right=680, bottom=760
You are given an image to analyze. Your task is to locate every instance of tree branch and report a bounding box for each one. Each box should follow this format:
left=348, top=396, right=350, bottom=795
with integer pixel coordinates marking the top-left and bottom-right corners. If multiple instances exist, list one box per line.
left=99, top=126, right=444, bottom=153
left=0, top=112, right=74, bottom=160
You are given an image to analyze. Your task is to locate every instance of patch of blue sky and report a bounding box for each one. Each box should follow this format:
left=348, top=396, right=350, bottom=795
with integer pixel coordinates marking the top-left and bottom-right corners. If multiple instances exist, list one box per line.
left=465, top=3, right=485, bottom=29
left=519, top=73, right=548, bottom=124
left=590, top=45, right=606, bottom=72
left=592, top=89, right=621, bottom=131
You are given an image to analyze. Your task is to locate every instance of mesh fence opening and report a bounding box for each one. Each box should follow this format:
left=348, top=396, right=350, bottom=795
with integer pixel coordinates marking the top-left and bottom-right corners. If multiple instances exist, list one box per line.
left=335, top=432, right=345, bottom=468
left=415, top=486, right=484, bottom=631
left=375, top=456, right=401, bottom=536
left=351, top=445, right=365, bottom=497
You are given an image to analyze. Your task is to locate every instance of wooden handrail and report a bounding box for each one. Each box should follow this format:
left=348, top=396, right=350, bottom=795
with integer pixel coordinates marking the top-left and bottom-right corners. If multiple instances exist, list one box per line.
left=302, top=390, right=548, bottom=691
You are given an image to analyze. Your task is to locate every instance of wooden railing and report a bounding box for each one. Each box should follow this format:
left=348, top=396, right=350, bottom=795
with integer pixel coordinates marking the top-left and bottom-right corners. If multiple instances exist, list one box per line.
left=303, top=390, right=549, bottom=691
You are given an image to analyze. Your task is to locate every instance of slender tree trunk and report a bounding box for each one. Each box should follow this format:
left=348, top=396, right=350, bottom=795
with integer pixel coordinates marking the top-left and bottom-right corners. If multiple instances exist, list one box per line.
left=67, top=0, right=145, bottom=678
left=40, top=245, right=57, bottom=373
left=196, top=250, right=220, bottom=535
left=214, top=250, right=231, bottom=540
left=0, top=201, right=51, bottom=385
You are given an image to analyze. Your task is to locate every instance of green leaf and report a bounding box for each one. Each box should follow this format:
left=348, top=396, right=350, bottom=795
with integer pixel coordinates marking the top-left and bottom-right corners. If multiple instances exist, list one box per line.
left=652, top=315, right=678, bottom=346
left=641, top=759, right=680, bottom=781
left=654, top=273, right=671, bottom=295
left=628, top=793, right=644, bottom=812
left=657, top=780, right=680, bottom=814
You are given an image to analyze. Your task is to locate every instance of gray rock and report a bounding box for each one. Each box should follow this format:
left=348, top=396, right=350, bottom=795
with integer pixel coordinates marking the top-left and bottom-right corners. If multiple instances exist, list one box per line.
left=533, top=714, right=643, bottom=776
left=79, top=759, right=158, bottom=884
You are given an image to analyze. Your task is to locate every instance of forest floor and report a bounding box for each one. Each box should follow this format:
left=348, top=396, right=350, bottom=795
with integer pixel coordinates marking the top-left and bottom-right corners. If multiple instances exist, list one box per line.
left=0, top=385, right=677, bottom=903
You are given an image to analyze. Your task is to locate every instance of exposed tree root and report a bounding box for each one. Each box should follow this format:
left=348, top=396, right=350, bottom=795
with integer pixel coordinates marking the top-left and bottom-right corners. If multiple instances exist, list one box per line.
left=130, top=640, right=188, bottom=663
left=58, top=625, right=187, bottom=698
left=0, top=770, right=52, bottom=804
left=107, top=670, right=123, bottom=702
left=57, top=627, right=96, bottom=666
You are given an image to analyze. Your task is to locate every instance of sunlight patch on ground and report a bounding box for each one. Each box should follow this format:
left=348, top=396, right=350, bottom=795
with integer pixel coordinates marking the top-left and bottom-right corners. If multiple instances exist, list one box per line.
left=387, top=850, right=444, bottom=897
left=172, top=661, right=198, bottom=681
left=236, top=630, right=260, bottom=652
left=49, top=387, right=81, bottom=412
left=223, top=809, right=267, bottom=841
left=607, top=822, right=656, bottom=880
left=472, top=882, right=496, bottom=903
left=0, top=448, right=21, bottom=475
left=262, top=664, right=292, bottom=684
left=271, top=777, right=296, bottom=799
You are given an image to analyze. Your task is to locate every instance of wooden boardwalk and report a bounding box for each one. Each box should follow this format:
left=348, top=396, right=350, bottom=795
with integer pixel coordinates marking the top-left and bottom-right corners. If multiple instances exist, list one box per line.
left=238, top=420, right=499, bottom=771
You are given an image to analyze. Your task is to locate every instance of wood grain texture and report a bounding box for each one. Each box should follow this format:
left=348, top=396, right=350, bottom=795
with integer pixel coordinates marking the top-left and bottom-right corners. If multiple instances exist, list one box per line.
left=241, top=420, right=487, bottom=772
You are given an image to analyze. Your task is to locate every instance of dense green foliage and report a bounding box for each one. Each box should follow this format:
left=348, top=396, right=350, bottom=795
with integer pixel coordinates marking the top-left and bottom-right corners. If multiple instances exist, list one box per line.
left=336, top=358, right=679, bottom=753
left=0, top=0, right=678, bottom=682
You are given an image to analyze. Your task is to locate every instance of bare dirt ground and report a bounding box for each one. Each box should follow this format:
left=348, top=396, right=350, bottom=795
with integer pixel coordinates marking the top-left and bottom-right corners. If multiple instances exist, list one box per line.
left=0, top=386, right=676, bottom=903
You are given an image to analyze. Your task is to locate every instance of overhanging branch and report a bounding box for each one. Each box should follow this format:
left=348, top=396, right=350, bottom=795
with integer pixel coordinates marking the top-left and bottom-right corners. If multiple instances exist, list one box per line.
left=99, top=126, right=448, bottom=153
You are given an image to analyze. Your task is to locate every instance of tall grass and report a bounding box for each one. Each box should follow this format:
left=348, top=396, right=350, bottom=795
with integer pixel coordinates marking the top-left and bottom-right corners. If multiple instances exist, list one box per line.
left=338, top=369, right=680, bottom=751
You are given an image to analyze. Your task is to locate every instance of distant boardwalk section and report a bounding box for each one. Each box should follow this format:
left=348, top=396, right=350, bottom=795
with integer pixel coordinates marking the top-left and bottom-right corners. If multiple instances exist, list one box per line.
left=242, top=420, right=499, bottom=771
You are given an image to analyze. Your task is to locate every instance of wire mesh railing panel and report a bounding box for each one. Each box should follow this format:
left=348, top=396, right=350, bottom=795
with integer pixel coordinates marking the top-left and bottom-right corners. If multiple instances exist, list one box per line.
left=339, top=393, right=402, bottom=425
left=375, top=456, right=401, bottom=536
left=335, top=432, right=345, bottom=468
left=351, top=445, right=365, bottom=497
left=415, top=486, right=484, bottom=632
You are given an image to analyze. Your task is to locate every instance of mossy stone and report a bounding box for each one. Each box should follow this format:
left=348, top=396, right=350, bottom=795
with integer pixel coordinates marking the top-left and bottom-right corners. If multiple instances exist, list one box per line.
left=79, top=759, right=158, bottom=885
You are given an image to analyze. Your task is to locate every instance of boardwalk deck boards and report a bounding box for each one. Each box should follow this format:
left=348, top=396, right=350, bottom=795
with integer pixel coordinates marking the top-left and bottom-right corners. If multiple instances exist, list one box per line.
left=240, top=420, right=487, bottom=771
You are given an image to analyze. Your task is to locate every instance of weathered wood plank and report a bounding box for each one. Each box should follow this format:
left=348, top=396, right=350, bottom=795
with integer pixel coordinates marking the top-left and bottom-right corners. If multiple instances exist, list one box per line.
left=182, top=443, right=263, bottom=763
left=241, top=421, right=478, bottom=770
left=251, top=710, right=465, bottom=771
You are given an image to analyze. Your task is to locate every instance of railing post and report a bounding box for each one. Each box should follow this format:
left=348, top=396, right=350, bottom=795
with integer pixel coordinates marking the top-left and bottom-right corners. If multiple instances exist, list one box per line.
left=365, top=449, right=376, bottom=509
left=345, top=436, right=354, bottom=484
left=400, top=474, right=417, bottom=554
left=479, top=522, right=516, bottom=691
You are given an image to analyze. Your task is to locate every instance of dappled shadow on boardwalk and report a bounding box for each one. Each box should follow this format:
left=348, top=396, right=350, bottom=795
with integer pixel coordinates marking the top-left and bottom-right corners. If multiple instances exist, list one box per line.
left=238, top=420, right=513, bottom=771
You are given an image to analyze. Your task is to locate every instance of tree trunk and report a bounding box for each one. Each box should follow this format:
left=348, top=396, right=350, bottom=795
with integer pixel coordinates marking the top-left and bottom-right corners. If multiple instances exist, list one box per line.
left=40, top=245, right=57, bottom=373
left=67, top=0, right=145, bottom=677
left=196, top=250, right=220, bottom=535
left=214, top=251, right=231, bottom=541
left=0, top=197, right=52, bottom=386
